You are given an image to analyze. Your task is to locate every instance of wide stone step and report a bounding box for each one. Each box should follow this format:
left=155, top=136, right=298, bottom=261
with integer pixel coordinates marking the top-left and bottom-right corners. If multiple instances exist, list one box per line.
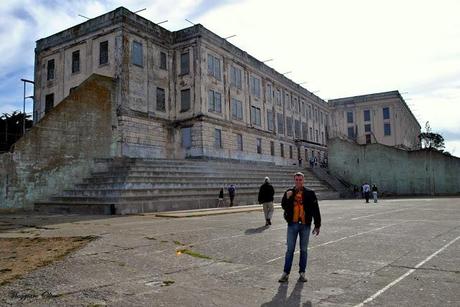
left=36, top=189, right=337, bottom=215
left=59, top=184, right=330, bottom=197
left=82, top=174, right=318, bottom=183
left=105, top=164, right=305, bottom=172
left=90, top=168, right=310, bottom=177
left=75, top=180, right=324, bottom=189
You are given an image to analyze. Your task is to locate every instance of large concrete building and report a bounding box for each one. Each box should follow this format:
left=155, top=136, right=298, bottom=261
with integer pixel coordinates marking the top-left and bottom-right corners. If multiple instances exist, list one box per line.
left=34, top=7, right=329, bottom=165
left=328, top=91, right=421, bottom=150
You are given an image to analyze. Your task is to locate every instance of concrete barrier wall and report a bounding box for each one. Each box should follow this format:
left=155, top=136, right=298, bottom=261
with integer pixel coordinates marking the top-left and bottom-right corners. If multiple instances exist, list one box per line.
left=0, top=74, right=117, bottom=209
left=328, top=138, right=460, bottom=196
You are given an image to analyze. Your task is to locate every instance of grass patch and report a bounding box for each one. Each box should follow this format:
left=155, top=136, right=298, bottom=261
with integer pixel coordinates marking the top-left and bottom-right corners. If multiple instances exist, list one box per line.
left=0, top=236, right=96, bottom=285
left=176, top=249, right=212, bottom=260
left=161, top=280, right=175, bottom=287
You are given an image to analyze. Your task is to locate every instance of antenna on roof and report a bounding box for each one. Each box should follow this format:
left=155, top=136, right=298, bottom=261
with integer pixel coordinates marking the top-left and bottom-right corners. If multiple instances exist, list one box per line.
left=281, top=71, right=292, bottom=75
left=185, top=18, right=195, bottom=25
left=298, top=82, right=308, bottom=85
left=224, top=34, right=237, bottom=40
left=134, top=8, right=147, bottom=14
left=78, top=14, right=90, bottom=20
left=262, top=59, right=273, bottom=63
left=156, top=20, right=168, bottom=25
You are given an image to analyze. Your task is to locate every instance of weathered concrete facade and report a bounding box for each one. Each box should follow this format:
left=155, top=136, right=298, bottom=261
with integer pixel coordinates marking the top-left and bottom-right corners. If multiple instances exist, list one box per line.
left=34, top=7, right=329, bottom=165
left=329, top=91, right=421, bottom=150
left=328, top=138, right=460, bottom=195
left=1, top=75, right=116, bottom=208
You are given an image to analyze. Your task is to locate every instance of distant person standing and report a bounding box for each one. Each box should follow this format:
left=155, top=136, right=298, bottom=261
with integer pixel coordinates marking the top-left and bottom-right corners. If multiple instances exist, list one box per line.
left=362, top=183, right=370, bottom=203
left=372, top=184, right=378, bottom=203
left=228, top=184, right=236, bottom=207
left=217, top=187, right=225, bottom=207
left=258, top=177, right=275, bottom=226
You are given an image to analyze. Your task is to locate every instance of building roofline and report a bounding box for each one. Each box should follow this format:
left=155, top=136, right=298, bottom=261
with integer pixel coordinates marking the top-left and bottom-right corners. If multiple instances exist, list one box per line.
left=175, top=24, right=327, bottom=105
left=34, top=7, right=328, bottom=107
left=329, top=90, right=421, bottom=129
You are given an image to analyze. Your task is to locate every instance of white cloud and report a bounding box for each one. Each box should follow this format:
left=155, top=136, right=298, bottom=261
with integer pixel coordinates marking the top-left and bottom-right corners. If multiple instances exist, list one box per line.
left=1, top=0, right=459, bottom=154
left=196, top=0, right=460, bottom=153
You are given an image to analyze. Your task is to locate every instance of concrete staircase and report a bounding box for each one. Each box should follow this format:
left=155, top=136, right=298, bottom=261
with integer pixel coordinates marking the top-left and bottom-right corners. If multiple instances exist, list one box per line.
left=34, top=158, right=339, bottom=214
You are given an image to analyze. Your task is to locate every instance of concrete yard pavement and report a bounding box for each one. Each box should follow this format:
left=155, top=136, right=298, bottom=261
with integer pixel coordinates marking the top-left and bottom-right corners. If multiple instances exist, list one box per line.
left=0, top=198, right=459, bottom=306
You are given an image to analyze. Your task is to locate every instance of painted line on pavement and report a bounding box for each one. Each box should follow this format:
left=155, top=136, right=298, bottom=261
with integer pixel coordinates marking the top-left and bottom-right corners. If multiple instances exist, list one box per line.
left=265, top=223, right=398, bottom=264
left=351, top=208, right=412, bottom=220
left=353, top=235, right=460, bottom=307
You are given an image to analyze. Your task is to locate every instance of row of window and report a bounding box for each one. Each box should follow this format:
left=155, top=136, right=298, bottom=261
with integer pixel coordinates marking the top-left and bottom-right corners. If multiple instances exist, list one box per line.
left=347, top=123, right=391, bottom=140
left=182, top=127, right=324, bottom=159
left=205, top=51, right=327, bottom=124
left=346, top=107, right=390, bottom=123
left=47, top=41, right=109, bottom=81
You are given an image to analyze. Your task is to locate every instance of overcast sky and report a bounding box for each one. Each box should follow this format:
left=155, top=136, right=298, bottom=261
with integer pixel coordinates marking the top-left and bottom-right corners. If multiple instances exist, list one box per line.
left=1, top=0, right=459, bottom=155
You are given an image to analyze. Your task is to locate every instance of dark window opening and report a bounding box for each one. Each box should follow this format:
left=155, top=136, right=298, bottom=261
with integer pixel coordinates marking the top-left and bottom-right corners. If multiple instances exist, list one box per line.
left=99, top=41, right=108, bottom=65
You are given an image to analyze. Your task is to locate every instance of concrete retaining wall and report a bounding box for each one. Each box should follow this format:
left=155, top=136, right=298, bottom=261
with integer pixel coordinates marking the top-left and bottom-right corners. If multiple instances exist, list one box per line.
left=328, top=138, right=460, bottom=196
left=0, top=75, right=117, bottom=209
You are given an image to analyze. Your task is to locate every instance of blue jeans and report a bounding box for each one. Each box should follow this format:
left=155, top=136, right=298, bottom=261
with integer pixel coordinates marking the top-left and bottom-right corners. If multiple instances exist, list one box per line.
left=283, top=222, right=311, bottom=274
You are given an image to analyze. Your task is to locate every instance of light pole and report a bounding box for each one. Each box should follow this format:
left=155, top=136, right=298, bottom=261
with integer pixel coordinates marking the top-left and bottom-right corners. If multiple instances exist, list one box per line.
left=20, top=78, right=34, bottom=136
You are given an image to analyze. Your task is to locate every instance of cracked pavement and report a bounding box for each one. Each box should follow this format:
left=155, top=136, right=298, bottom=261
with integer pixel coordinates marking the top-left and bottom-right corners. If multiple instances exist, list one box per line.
left=0, top=198, right=459, bottom=306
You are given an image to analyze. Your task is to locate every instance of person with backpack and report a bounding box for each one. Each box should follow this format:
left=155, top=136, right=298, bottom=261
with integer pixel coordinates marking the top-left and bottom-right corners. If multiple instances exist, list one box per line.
left=258, top=177, right=275, bottom=226
left=228, top=184, right=236, bottom=207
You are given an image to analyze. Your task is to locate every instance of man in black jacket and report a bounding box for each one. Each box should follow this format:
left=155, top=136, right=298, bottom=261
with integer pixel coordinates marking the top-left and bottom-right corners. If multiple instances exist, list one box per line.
left=278, top=172, right=321, bottom=283
left=258, top=177, right=275, bottom=226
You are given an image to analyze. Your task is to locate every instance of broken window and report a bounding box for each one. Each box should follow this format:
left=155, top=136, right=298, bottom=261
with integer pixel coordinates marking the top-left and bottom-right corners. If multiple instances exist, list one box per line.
left=286, top=117, right=293, bottom=137
left=156, top=87, right=166, bottom=112
left=132, top=41, right=143, bottom=66
left=251, top=106, right=261, bottom=126
left=47, top=59, right=55, bottom=81
left=207, top=54, right=221, bottom=80
left=160, top=51, right=167, bottom=70
left=208, top=90, right=222, bottom=113
left=72, top=50, right=80, bottom=73
left=99, top=41, right=108, bottom=65
left=250, top=76, right=261, bottom=97
left=180, top=52, right=190, bottom=74
left=180, top=89, right=191, bottom=112
left=230, top=65, right=242, bottom=89
left=294, top=119, right=300, bottom=139
left=231, top=98, right=243, bottom=120
left=277, top=113, right=285, bottom=135
left=267, top=110, right=274, bottom=131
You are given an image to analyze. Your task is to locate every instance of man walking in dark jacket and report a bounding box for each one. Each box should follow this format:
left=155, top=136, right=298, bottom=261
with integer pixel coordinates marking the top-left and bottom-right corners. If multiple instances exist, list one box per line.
left=279, top=172, right=321, bottom=283
left=258, top=177, right=275, bottom=226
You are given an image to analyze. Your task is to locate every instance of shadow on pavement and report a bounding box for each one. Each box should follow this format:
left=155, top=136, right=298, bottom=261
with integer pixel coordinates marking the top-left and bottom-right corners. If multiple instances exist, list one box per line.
left=244, top=225, right=269, bottom=235
left=261, top=282, right=312, bottom=307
